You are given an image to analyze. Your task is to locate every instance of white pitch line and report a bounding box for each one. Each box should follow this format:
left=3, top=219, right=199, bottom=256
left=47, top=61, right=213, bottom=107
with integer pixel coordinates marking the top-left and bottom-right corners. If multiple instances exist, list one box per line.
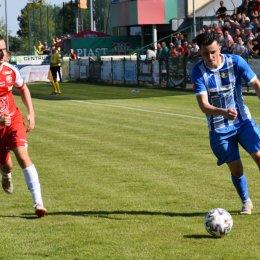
left=70, top=100, right=206, bottom=120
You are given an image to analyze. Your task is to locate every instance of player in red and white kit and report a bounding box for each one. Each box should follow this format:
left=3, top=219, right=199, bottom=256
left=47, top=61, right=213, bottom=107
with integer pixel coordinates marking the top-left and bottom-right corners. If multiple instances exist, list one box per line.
left=0, top=35, right=46, bottom=217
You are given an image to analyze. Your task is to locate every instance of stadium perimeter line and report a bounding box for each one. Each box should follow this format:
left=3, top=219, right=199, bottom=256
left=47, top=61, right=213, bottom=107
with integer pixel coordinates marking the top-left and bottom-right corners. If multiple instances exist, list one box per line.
left=23, top=93, right=206, bottom=120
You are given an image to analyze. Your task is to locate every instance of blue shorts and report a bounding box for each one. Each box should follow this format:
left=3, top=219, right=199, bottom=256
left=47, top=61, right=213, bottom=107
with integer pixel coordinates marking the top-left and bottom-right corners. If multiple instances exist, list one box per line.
left=210, top=119, right=260, bottom=165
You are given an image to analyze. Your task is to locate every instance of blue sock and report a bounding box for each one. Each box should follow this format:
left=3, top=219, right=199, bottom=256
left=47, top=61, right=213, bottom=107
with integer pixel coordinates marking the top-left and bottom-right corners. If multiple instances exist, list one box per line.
left=231, top=173, right=249, bottom=202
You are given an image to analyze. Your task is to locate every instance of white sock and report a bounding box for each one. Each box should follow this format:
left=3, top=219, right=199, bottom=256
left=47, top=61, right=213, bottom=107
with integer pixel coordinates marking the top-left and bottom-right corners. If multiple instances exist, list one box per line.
left=0, top=167, right=11, bottom=178
left=23, top=164, right=43, bottom=206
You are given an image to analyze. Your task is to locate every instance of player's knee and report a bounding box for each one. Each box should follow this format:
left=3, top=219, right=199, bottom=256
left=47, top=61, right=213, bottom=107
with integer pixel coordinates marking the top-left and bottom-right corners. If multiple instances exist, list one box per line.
left=16, top=152, right=31, bottom=168
left=231, top=167, right=243, bottom=178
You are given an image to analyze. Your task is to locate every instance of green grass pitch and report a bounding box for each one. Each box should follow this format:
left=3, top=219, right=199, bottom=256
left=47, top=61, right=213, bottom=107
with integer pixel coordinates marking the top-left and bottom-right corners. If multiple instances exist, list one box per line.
left=2, top=82, right=260, bottom=259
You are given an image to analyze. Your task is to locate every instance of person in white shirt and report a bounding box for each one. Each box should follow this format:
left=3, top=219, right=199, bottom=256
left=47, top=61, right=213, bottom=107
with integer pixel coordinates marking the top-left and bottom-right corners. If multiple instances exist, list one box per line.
left=232, top=37, right=245, bottom=56
left=146, top=45, right=156, bottom=60
left=190, top=42, right=200, bottom=57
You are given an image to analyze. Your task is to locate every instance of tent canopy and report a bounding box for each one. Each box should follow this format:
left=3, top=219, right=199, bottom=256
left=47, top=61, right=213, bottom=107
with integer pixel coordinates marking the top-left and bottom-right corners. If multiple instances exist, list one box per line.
left=71, top=30, right=112, bottom=38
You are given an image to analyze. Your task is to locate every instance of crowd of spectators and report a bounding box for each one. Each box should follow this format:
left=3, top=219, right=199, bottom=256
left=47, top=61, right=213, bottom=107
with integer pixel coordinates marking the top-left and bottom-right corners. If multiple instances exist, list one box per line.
left=33, top=35, right=71, bottom=56
left=147, top=0, right=260, bottom=60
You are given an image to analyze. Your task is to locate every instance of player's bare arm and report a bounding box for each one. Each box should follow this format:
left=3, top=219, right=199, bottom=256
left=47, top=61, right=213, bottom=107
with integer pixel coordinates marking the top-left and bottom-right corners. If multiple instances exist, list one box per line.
left=17, top=84, right=35, bottom=133
left=196, top=93, right=238, bottom=120
left=250, top=77, right=260, bottom=100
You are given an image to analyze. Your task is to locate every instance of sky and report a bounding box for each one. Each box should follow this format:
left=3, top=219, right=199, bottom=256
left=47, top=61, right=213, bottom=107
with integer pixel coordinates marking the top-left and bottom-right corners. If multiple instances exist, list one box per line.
left=0, top=0, right=66, bottom=36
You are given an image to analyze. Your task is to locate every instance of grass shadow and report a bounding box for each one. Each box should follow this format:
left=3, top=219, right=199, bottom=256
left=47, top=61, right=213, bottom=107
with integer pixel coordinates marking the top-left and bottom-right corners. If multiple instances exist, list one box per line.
left=183, top=235, right=221, bottom=239
left=13, top=82, right=194, bottom=102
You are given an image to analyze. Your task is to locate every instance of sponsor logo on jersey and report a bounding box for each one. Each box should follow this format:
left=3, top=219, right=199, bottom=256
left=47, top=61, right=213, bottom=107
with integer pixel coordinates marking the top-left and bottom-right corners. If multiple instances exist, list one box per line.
left=3, top=71, right=12, bottom=75
left=6, top=75, right=12, bottom=84
left=221, top=71, right=228, bottom=78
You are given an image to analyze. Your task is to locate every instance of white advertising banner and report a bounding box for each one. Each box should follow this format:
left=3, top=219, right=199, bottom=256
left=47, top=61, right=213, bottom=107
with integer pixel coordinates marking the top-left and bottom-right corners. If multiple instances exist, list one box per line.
left=17, top=55, right=50, bottom=65
left=18, top=65, right=61, bottom=83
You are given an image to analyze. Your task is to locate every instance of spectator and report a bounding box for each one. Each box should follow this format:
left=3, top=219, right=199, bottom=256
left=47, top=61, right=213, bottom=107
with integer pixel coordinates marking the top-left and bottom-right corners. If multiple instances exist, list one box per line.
left=247, top=38, right=260, bottom=55
left=254, top=0, right=260, bottom=12
left=69, top=49, right=77, bottom=60
left=241, top=28, right=247, bottom=41
left=182, top=41, right=189, bottom=56
left=233, top=28, right=242, bottom=39
left=55, top=37, right=61, bottom=52
left=217, top=16, right=224, bottom=28
left=232, top=36, right=245, bottom=55
left=217, top=31, right=225, bottom=48
left=216, top=1, right=227, bottom=17
left=177, top=46, right=184, bottom=56
left=229, top=20, right=235, bottom=35
left=245, top=17, right=254, bottom=29
left=213, top=23, right=222, bottom=34
left=237, top=13, right=243, bottom=23
left=206, top=28, right=212, bottom=34
left=245, top=27, right=255, bottom=41
left=234, top=0, right=248, bottom=15
left=198, top=29, right=203, bottom=34
left=255, top=27, right=260, bottom=42
left=174, top=33, right=182, bottom=46
left=159, top=42, right=169, bottom=57
left=156, top=43, right=162, bottom=59
left=252, top=17, right=259, bottom=33
left=169, top=46, right=177, bottom=57
left=243, top=41, right=249, bottom=57
left=223, top=30, right=234, bottom=53
left=146, top=45, right=156, bottom=60
left=37, top=41, right=43, bottom=55
left=222, top=22, right=230, bottom=34
left=167, top=43, right=174, bottom=56
left=180, top=35, right=186, bottom=45
left=41, top=41, right=49, bottom=55
left=248, top=0, right=255, bottom=15
left=190, top=42, right=200, bottom=57
left=51, top=38, right=56, bottom=47
left=203, top=25, right=209, bottom=32
left=33, top=46, right=39, bottom=56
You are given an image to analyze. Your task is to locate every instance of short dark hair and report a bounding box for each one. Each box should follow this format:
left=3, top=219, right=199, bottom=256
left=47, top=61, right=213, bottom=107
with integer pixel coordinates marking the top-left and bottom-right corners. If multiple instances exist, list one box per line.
left=252, top=39, right=258, bottom=43
left=0, top=35, right=4, bottom=41
left=192, top=32, right=220, bottom=49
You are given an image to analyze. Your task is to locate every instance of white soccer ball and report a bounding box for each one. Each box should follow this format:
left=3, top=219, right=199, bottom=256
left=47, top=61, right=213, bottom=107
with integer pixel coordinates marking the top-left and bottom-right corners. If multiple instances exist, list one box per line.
left=204, top=208, right=233, bottom=237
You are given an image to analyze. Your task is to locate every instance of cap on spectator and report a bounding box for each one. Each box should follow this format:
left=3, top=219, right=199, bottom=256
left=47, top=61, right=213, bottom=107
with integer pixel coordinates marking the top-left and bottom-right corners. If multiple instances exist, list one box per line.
left=247, top=27, right=252, bottom=30
left=244, top=17, right=250, bottom=21
left=230, top=20, right=234, bottom=23
left=178, top=47, right=184, bottom=51
left=224, top=22, right=230, bottom=25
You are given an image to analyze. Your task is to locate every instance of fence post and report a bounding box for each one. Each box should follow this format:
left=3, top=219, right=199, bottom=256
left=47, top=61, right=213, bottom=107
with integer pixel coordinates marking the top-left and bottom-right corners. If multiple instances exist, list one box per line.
left=124, top=57, right=126, bottom=83
left=33, top=9, right=36, bottom=48
left=47, top=6, right=50, bottom=46
left=63, top=2, right=65, bottom=35
left=71, top=0, right=73, bottom=34
left=137, top=56, right=139, bottom=86
left=55, top=4, right=57, bottom=39
left=184, top=57, right=187, bottom=88
left=28, top=10, right=31, bottom=55
left=111, top=57, right=113, bottom=83
left=166, top=56, right=169, bottom=87
left=40, top=7, right=42, bottom=43
left=159, top=58, right=161, bottom=87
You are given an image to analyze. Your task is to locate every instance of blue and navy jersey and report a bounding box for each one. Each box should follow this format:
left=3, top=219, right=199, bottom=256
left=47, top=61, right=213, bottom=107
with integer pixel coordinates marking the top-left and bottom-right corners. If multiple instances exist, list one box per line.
left=191, top=54, right=256, bottom=132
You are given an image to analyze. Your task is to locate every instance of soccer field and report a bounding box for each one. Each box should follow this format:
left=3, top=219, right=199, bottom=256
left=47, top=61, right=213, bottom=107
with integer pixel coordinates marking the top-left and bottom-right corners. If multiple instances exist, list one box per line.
left=3, top=82, right=260, bottom=259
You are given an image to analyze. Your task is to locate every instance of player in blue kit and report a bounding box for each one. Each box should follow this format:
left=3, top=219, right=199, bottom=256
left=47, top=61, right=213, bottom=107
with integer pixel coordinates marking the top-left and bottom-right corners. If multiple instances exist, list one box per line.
left=191, top=33, right=260, bottom=215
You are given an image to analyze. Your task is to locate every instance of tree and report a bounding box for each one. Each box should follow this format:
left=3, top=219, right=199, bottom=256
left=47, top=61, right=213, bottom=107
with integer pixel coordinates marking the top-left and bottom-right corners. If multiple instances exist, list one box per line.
left=17, top=0, right=56, bottom=54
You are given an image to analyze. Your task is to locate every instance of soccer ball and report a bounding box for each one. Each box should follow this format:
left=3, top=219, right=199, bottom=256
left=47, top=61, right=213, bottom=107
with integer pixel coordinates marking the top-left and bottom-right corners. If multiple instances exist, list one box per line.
left=204, top=208, right=233, bottom=237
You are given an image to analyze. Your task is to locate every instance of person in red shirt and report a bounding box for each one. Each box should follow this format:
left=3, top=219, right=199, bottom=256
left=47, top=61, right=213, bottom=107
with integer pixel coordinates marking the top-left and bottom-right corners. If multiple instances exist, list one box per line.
left=254, top=0, right=260, bottom=12
left=0, top=35, right=46, bottom=217
left=69, top=49, right=77, bottom=60
left=182, top=41, right=189, bottom=56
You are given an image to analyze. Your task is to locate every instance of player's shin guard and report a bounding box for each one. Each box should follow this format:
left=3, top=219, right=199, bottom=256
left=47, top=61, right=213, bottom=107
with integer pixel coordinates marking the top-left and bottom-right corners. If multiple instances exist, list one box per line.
left=231, top=173, right=249, bottom=202
left=55, top=82, right=60, bottom=93
left=23, top=164, right=43, bottom=205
